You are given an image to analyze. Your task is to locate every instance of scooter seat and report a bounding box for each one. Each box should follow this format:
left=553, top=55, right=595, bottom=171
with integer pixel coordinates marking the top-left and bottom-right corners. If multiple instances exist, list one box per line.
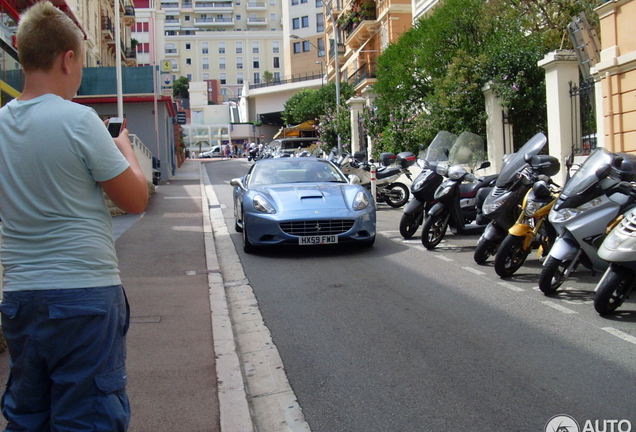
left=376, top=167, right=401, bottom=180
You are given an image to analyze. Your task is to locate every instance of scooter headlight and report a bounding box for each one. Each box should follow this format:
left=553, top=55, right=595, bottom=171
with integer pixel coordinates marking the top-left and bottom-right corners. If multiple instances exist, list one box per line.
left=435, top=185, right=453, bottom=199
left=412, top=170, right=434, bottom=191
left=601, top=228, right=636, bottom=252
left=253, top=194, right=277, bottom=214
left=524, top=199, right=543, bottom=217
left=482, top=194, right=509, bottom=215
left=549, top=197, right=603, bottom=223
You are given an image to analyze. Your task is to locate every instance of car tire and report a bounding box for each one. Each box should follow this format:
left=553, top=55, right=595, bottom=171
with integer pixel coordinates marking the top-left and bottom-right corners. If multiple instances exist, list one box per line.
left=242, top=214, right=255, bottom=254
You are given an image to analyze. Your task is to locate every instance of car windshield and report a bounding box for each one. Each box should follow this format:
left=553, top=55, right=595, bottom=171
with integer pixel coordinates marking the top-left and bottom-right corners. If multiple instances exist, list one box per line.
left=249, top=159, right=348, bottom=186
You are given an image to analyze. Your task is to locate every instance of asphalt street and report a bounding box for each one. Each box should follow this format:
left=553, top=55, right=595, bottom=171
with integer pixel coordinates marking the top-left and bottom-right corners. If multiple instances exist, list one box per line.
left=207, top=158, right=636, bottom=432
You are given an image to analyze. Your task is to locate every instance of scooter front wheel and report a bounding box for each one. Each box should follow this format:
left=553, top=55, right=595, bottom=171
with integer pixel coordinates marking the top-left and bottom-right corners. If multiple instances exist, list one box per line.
left=399, top=211, right=423, bottom=239
left=474, top=238, right=498, bottom=265
left=494, top=235, right=529, bottom=278
left=421, top=211, right=449, bottom=250
left=538, top=256, right=570, bottom=295
left=383, top=183, right=410, bottom=208
left=594, top=266, right=634, bottom=315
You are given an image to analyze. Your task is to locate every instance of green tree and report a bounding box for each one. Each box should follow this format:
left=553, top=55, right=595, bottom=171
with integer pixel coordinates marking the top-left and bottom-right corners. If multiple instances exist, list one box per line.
left=281, top=82, right=356, bottom=125
left=173, top=76, right=190, bottom=99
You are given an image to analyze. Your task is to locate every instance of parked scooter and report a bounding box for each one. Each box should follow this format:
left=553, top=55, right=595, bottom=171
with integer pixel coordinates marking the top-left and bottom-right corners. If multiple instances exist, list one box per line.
left=420, top=131, right=497, bottom=249
left=474, top=133, right=549, bottom=264
left=399, top=131, right=457, bottom=238
left=539, top=149, right=636, bottom=295
left=339, top=151, right=416, bottom=208
left=493, top=165, right=561, bottom=278
left=594, top=205, right=636, bottom=314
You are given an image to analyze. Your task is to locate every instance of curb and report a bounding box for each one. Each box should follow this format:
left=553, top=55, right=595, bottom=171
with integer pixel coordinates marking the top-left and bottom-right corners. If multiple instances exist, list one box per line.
left=200, top=163, right=312, bottom=432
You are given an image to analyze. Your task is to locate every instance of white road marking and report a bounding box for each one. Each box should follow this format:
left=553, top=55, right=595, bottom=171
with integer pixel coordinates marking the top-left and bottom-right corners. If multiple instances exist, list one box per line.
left=602, top=327, right=636, bottom=346
left=462, top=267, right=485, bottom=275
left=541, top=301, right=578, bottom=314
left=434, top=255, right=454, bottom=262
left=497, top=281, right=525, bottom=292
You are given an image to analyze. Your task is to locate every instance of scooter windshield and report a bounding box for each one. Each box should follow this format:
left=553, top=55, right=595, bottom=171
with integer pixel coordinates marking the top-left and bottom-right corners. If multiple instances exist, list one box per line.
left=559, top=147, right=613, bottom=199
left=447, top=131, right=486, bottom=170
left=495, top=133, right=547, bottom=187
left=420, top=131, right=457, bottom=163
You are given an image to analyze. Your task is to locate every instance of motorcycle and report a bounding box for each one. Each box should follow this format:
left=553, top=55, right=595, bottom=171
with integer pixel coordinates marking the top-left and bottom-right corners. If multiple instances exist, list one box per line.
left=339, top=151, right=416, bottom=208
left=420, top=131, right=497, bottom=250
left=399, top=131, right=457, bottom=238
left=539, top=148, right=636, bottom=295
left=493, top=168, right=561, bottom=278
left=474, top=133, right=550, bottom=264
left=594, top=205, right=636, bottom=314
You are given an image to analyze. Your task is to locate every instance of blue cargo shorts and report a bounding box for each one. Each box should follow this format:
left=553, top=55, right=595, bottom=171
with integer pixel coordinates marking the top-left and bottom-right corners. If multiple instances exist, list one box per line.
left=0, top=285, right=130, bottom=432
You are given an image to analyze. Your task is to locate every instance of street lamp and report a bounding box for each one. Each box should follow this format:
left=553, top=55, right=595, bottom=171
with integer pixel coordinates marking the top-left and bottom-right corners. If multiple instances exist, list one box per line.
left=324, top=0, right=342, bottom=155
left=316, top=61, right=324, bottom=86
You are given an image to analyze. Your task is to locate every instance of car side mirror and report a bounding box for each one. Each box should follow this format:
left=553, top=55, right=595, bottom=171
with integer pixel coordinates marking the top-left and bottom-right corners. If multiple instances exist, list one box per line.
left=230, top=177, right=246, bottom=189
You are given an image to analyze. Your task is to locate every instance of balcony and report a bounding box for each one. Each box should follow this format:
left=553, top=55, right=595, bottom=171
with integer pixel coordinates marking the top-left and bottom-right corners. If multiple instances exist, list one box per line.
left=160, top=0, right=180, bottom=10
left=165, top=47, right=179, bottom=56
left=194, top=1, right=233, bottom=11
left=125, top=49, right=137, bottom=67
left=123, top=5, right=136, bottom=26
left=246, top=16, right=267, bottom=26
left=246, top=1, right=266, bottom=10
left=165, top=18, right=181, bottom=28
left=195, top=16, right=234, bottom=26
left=348, top=61, right=376, bottom=91
left=345, top=18, right=380, bottom=52
left=101, top=16, right=114, bottom=42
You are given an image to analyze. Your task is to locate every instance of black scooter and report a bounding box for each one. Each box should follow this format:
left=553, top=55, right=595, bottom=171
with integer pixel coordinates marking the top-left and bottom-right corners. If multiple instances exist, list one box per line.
left=421, top=132, right=497, bottom=250
left=400, top=131, right=457, bottom=238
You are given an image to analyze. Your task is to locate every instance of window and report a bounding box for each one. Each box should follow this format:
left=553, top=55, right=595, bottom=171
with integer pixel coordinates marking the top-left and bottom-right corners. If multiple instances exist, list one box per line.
left=315, top=0, right=322, bottom=6
left=184, top=15, right=190, bottom=21
left=317, top=38, right=325, bottom=57
left=236, top=56, right=243, bottom=69
left=292, top=17, right=299, bottom=29
left=186, top=58, right=192, bottom=65
left=293, top=42, right=301, bottom=54
left=203, top=73, right=210, bottom=80
left=218, top=57, right=226, bottom=69
left=270, top=13, right=276, bottom=21
left=292, top=0, right=298, bottom=4
left=301, top=16, right=309, bottom=28
left=270, top=0, right=275, bottom=4
left=316, top=13, right=324, bottom=32
left=202, top=58, right=210, bottom=70
left=165, top=43, right=177, bottom=54
left=253, top=57, right=260, bottom=68
left=301, top=0, right=307, bottom=3
left=235, top=13, right=241, bottom=21
left=202, top=42, right=209, bottom=54
left=303, top=41, right=310, bottom=52
left=219, top=73, right=226, bottom=84
left=253, top=72, right=260, bottom=84
left=274, top=72, right=280, bottom=82
left=272, top=41, right=279, bottom=54
left=218, top=42, right=225, bottom=54
left=186, top=73, right=192, bottom=80
left=252, top=41, right=259, bottom=53
left=237, top=72, right=244, bottom=84
left=273, top=57, right=279, bottom=68
left=236, top=42, right=243, bottom=53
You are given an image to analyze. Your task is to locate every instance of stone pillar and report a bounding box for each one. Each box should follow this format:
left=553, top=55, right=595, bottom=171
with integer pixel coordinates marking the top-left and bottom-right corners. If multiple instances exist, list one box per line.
left=361, top=86, right=377, bottom=157
left=483, top=82, right=513, bottom=175
left=538, top=50, right=580, bottom=186
left=347, top=96, right=366, bottom=156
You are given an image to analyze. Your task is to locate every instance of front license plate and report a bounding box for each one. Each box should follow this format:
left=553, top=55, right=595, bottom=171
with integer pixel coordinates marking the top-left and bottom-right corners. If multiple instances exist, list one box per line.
left=298, top=235, right=338, bottom=245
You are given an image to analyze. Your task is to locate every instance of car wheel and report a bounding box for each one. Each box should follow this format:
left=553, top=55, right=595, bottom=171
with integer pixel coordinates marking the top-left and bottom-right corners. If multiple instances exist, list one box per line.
left=242, top=214, right=254, bottom=254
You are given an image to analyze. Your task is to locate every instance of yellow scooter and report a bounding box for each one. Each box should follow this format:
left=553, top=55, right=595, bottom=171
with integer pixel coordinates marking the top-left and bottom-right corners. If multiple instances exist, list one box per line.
left=493, top=177, right=560, bottom=278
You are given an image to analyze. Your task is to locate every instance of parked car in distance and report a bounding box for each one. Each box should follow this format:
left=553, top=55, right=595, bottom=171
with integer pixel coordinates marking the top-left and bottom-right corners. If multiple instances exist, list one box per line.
left=230, top=158, right=376, bottom=253
left=200, top=145, right=223, bottom=158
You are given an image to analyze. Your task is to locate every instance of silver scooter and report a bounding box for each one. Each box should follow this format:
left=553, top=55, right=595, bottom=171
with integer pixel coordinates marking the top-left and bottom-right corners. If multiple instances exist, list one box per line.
left=594, top=203, right=636, bottom=315
left=539, top=148, right=636, bottom=295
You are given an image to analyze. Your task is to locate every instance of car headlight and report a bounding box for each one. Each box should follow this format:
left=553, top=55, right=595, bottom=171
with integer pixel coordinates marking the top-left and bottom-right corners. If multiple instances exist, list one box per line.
left=253, top=194, right=276, bottom=214
left=549, top=197, right=603, bottom=223
left=353, top=190, right=370, bottom=211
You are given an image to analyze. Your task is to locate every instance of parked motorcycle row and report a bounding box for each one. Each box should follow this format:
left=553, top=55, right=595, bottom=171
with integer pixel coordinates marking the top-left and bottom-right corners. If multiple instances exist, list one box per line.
left=392, top=131, right=636, bottom=316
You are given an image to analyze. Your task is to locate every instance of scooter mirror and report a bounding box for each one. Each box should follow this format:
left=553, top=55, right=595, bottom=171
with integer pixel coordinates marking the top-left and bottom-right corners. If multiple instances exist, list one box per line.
left=595, top=163, right=612, bottom=180
left=478, top=161, right=491, bottom=170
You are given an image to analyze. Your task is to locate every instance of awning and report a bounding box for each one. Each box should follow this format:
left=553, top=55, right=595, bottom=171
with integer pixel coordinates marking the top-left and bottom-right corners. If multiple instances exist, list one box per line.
left=273, top=120, right=316, bottom=139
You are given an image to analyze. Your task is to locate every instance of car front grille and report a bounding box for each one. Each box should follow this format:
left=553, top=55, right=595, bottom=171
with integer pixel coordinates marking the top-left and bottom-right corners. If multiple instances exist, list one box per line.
left=280, top=219, right=355, bottom=236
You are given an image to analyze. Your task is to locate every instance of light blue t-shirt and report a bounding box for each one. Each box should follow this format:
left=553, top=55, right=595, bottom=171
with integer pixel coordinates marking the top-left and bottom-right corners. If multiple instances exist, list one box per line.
left=0, top=94, right=130, bottom=291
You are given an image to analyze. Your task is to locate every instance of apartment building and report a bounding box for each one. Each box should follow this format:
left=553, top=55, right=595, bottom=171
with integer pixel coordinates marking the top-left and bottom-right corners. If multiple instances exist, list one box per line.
left=283, top=0, right=325, bottom=77
left=132, top=0, right=285, bottom=104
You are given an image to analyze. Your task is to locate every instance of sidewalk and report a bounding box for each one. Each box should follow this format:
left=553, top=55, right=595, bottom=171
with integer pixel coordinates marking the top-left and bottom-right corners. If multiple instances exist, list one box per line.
left=0, top=161, right=224, bottom=431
